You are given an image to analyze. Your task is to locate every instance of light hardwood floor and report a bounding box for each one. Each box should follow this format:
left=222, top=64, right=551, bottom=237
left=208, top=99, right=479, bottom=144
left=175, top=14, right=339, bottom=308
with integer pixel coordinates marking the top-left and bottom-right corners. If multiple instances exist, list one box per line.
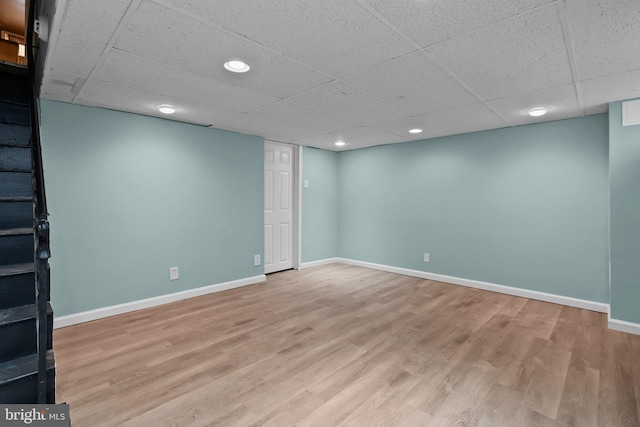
left=54, top=264, right=640, bottom=426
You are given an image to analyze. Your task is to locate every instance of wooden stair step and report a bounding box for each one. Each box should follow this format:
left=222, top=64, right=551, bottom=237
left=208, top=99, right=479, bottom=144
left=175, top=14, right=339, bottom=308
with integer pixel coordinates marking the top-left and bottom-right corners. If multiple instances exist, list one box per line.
left=0, top=171, right=32, bottom=199
left=0, top=103, right=29, bottom=126
left=0, top=232, right=34, bottom=265
left=0, top=303, right=53, bottom=364
left=0, top=122, right=31, bottom=147
left=0, top=146, right=31, bottom=172
left=0, top=68, right=29, bottom=88
left=0, top=303, right=53, bottom=325
left=0, top=304, right=37, bottom=326
left=0, top=263, right=35, bottom=278
left=0, top=227, right=33, bottom=237
left=0, top=350, right=55, bottom=387
left=0, top=85, right=29, bottom=106
left=0, top=196, right=32, bottom=202
left=0, top=200, right=33, bottom=229
left=0, top=264, right=36, bottom=310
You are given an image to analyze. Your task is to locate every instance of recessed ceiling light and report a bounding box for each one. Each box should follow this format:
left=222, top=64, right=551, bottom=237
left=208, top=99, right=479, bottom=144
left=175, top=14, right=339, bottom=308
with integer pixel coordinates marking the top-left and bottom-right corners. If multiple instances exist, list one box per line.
left=409, top=128, right=423, bottom=134
left=224, top=60, right=250, bottom=73
left=334, top=141, right=346, bottom=147
left=157, top=104, right=176, bottom=114
left=527, top=107, right=547, bottom=117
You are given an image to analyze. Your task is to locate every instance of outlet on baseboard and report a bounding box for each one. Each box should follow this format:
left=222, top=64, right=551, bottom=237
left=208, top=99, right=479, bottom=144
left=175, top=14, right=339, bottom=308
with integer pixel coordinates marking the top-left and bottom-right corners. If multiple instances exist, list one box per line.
left=423, top=253, right=430, bottom=262
left=254, top=254, right=261, bottom=266
left=169, top=266, right=179, bottom=281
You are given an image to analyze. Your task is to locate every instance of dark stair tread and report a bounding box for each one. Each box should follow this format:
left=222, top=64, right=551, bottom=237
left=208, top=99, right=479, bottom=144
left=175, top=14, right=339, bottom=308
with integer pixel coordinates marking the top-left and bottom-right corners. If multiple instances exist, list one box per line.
left=0, top=200, right=33, bottom=230
left=0, top=167, right=31, bottom=172
left=0, top=227, right=33, bottom=237
left=0, top=122, right=31, bottom=148
left=0, top=171, right=33, bottom=200
left=0, top=303, right=52, bottom=326
left=0, top=196, right=32, bottom=202
left=0, top=103, right=30, bottom=126
left=0, top=65, right=29, bottom=81
left=0, top=99, right=29, bottom=108
left=0, top=146, right=32, bottom=172
left=0, top=87, right=29, bottom=104
left=0, top=170, right=31, bottom=175
left=0, top=350, right=55, bottom=386
left=0, top=263, right=35, bottom=278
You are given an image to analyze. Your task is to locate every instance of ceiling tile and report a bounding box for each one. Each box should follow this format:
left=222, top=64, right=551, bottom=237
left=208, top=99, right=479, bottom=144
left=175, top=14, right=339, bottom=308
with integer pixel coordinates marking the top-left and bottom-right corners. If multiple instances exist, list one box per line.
left=76, top=79, right=242, bottom=126
left=584, top=104, right=608, bottom=116
left=114, top=0, right=331, bottom=98
left=50, top=33, right=104, bottom=78
left=567, top=0, right=640, bottom=81
left=364, top=0, right=554, bottom=47
left=40, top=93, right=74, bottom=103
left=41, top=71, right=84, bottom=102
left=370, top=116, right=449, bottom=140
left=296, top=133, right=367, bottom=151
left=581, top=70, right=640, bottom=113
left=335, top=126, right=406, bottom=145
left=93, top=50, right=278, bottom=113
left=427, top=5, right=573, bottom=100
left=287, top=82, right=410, bottom=126
left=345, top=52, right=477, bottom=115
left=41, top=0, right=640, bottom=149
left=155, top=0, right=415, bottom=78
left=487, top=84, right=581, bottom=126
left=61, top=0, right=133, bottom=45
left=217, top=112, right=325, bottom=143
left=249, top=101, right=357, bottom=133
left=421, top=103, right=509, bottom=134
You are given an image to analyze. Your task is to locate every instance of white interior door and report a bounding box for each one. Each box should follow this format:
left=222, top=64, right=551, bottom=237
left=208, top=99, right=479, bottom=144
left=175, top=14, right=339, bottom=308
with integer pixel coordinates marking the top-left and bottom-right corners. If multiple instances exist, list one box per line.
left=264, top=141, right=293, bottom=274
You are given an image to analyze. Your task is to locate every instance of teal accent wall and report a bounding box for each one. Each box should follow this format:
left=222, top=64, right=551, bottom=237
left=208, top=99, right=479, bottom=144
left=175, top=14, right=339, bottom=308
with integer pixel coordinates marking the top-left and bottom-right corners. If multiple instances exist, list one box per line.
left=338, top=115, right=610, bottom=303
left=609, top=100, right=640, bottom=323
left=301, top=146, right=339, bottom=263
left=39, top=101, right=264, bottom=316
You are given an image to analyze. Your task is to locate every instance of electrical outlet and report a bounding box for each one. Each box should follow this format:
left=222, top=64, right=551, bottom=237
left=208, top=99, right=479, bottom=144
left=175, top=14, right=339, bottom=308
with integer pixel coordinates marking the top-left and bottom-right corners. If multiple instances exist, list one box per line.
left=304, top=180, right=309, bottom=188
left=254, top=254, right=261, bottom=266
left=169, top=266, right=179, bottom=281
left=423, top=253, right=430, bottom=262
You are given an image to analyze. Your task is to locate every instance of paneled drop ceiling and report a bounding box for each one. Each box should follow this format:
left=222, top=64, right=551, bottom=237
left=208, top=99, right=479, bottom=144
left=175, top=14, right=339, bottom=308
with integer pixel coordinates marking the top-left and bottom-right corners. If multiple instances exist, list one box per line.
left=40, top=0, right=640, bottom=150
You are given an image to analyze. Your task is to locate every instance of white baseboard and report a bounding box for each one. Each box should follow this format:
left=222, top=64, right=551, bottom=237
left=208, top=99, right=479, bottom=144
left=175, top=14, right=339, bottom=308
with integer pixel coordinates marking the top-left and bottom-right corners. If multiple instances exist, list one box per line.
left=53, top=260, right=640, bottom=336
left=300, top=258, right=340, bottom=269
left=53, top=275, right=266, bottom=329
left=608, top=317, right=640, bottom=335
left=337, top=258, right=609, bottom=313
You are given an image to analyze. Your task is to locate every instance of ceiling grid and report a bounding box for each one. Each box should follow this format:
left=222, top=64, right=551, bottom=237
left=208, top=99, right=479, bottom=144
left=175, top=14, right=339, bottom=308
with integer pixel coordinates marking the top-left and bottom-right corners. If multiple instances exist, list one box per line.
left=40, top=0, right=640, bottom=150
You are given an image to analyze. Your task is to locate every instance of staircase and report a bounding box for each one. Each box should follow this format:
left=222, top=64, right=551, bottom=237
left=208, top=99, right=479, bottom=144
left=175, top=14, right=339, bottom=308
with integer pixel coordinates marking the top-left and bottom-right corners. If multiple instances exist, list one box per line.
left=0, top=64, right=55, bottom=403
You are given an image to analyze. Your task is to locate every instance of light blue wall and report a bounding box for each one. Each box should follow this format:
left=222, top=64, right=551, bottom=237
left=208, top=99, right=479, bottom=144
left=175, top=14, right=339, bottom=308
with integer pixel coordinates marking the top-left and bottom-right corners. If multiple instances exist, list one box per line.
left=609, top=100, right=640, bottom=323
left=338, top=115, right=610, bottom=303
left=39, top=100, right=616, bottom=317
left=301, top=146, right=339, bottom=263
left=39, top=101, right=264, bottom=316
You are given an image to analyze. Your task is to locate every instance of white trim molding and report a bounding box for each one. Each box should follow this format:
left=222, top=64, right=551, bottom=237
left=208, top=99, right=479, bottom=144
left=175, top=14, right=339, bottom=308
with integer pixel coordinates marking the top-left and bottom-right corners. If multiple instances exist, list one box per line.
left=300, top=258, right=341, bottom=269
left=337, top=258, right=610, bottom=313
left=296, top=146, right=303, bottom=270
left=608, top=316, right=640, bottom=336
left=54, top=275, right=266, bottom=329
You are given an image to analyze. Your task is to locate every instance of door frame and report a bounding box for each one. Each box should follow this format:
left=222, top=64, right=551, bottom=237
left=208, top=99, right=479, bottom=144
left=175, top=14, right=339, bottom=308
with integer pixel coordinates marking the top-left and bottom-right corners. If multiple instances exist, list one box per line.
left=264, top=140, right=301, bottom=271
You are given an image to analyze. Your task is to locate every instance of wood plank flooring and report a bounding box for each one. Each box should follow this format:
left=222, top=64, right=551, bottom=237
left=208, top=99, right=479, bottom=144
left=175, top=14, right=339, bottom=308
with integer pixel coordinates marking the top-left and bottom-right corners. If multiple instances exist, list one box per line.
left=54, top=264, right=640, bottom=426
